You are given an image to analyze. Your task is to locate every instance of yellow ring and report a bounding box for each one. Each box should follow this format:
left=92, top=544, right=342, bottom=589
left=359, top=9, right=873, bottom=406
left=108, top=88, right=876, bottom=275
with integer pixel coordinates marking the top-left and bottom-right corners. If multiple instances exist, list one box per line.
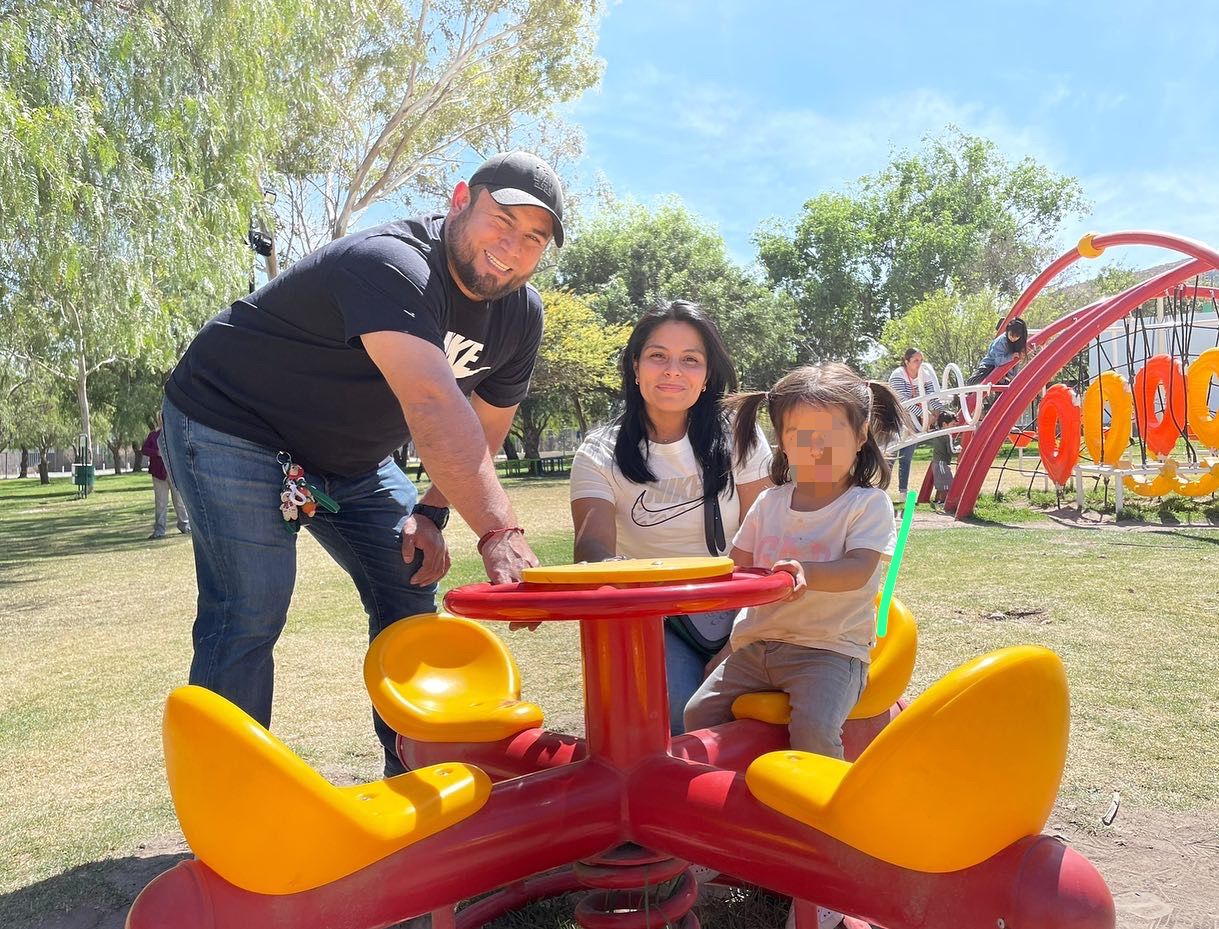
left=1082, top=372, right=1132, bottom=466
left=1173, top=469, right=1219, bottom=497
left=1124, top=459, right=1178, bottom=497
left=1186, top=348, right=1219, bottom=450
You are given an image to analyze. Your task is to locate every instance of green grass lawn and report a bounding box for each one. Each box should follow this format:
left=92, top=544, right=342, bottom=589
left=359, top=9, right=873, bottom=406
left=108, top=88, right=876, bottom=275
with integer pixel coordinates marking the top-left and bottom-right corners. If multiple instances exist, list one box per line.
left=2, top=470, right=1218, bottom=927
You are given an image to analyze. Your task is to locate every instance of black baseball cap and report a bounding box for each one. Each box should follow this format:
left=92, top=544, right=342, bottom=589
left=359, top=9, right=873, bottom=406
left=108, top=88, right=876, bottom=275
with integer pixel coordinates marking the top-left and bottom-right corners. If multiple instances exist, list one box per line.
left=469, top=151, right=565, bottom=247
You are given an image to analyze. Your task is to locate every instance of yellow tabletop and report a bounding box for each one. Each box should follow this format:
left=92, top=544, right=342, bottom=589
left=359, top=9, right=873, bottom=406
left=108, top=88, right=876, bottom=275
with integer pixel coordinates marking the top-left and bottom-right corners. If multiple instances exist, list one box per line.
left=521, top=556, right=734, bottom=586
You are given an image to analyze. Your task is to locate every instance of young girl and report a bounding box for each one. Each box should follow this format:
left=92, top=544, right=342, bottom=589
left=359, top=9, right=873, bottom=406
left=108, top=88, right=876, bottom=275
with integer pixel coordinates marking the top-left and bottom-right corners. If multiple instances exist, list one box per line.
left=684, top=359, right=911, bottom=748
left=683, top=363, right=911, bottom=929
left=682, top=363, right=910, bottom=927
left=966, top=317, right=1028, bottom=385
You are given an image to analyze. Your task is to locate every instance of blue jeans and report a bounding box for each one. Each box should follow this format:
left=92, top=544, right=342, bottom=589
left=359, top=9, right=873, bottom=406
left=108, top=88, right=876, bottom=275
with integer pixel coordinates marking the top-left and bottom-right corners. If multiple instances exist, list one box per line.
left=160, top=398, right=433, bottom=776
left=664, top=622, right=710, bottom=735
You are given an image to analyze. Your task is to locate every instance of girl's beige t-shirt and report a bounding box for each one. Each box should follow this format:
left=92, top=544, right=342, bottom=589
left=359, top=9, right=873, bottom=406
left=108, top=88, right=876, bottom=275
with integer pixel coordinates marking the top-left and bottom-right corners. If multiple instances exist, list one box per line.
left=730, top=484, right=896, bottom=661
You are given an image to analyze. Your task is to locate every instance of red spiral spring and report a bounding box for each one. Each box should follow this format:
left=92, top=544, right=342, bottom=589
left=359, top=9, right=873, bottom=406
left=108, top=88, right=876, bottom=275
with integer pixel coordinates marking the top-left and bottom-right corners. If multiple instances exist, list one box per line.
left=572, top=844, right=700, bottom=929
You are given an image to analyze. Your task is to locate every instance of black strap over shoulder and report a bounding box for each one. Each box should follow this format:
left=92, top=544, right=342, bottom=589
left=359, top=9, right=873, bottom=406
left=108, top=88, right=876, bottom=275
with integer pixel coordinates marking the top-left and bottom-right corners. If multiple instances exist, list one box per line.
left=702, top=460, right=725, bottom=556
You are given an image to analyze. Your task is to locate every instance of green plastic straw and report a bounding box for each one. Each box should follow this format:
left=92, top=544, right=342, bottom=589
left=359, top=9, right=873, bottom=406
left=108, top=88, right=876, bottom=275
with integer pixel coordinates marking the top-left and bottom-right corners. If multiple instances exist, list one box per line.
left=877, top=491, right=916, bottom=637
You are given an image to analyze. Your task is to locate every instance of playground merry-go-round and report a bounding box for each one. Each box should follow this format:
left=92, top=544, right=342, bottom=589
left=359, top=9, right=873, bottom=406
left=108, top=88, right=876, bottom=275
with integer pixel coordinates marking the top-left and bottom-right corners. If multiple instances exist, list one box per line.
left=127, top=555, right=1116, bottom=929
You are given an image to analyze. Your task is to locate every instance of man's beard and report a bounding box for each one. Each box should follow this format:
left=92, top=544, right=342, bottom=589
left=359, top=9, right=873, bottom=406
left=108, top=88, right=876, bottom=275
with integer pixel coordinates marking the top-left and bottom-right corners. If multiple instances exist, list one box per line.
left=446, top=213, right=528, bottom=301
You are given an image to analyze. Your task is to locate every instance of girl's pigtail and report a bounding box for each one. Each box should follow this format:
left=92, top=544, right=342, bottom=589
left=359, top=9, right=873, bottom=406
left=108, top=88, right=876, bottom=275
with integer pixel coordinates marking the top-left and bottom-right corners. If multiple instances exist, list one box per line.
left=724, top=390, right=769, bottom=467
left=867, top=380, right=916, bottom=447
left=855, top=380, right=918, bottom=489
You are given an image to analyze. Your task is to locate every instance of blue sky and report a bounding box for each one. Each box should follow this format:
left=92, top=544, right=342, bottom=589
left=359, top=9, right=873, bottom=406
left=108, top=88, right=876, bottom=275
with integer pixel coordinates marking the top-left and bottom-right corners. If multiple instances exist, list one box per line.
left=555, top=0, right=1219, bottom=273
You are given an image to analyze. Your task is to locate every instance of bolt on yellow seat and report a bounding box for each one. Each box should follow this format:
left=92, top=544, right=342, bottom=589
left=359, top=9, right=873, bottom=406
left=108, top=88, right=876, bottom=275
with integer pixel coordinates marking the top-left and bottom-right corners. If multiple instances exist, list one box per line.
left=744, top=645, right=1069, bottom=874
left=731, top=594, right=918, bottom=724
left=521, top=555, right=734, bottom=586
left=163, top=685, right=491, bottom=895
left=365, top=612, right=543, bottom=743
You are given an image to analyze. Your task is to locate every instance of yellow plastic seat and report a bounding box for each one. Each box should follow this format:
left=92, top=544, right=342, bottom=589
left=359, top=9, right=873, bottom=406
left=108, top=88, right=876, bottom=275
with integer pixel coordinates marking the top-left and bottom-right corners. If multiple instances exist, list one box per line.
left=731, top=595, right=918, bottom=724
left=745, top=646, right=1069, bottom=873
left=164, top=685, right=491, bottom=895
left=365, top=612, right=543, bottom=743
left=1124, top=458, right=1179, bottom=497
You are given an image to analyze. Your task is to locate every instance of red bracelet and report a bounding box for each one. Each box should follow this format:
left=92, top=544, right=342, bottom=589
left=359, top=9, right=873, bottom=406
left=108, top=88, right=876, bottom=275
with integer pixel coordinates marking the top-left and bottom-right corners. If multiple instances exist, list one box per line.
left=477, top=526, right=525, bottom=554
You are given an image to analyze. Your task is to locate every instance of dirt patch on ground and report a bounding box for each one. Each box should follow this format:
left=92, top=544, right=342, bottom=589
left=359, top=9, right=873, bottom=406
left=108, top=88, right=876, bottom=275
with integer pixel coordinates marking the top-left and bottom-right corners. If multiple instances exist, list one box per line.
left=9, top=806, right=1215, bottom=929
left=1053, top=803, right=1219, bottom=929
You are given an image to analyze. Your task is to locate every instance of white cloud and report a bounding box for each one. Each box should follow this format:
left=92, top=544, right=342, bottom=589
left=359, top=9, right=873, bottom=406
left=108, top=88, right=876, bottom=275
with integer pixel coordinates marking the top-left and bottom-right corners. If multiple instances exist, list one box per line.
left=1060, top=168, right=1219, bottom=268
left=572, top=65, right=1217, bottom=273
left=590, top=67, right=1062, bottom=190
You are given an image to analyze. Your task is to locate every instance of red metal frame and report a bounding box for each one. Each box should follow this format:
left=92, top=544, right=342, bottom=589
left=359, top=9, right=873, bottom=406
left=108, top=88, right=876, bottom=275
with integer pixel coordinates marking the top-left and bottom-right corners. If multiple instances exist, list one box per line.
left=128, top=569, right=1114, bottom=929
left=947, top=230, right=1219, bottom=518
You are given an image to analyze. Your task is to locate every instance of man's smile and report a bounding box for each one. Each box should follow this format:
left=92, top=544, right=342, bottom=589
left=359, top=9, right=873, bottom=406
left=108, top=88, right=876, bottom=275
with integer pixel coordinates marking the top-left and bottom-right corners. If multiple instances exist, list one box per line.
left=484, top=250, right=511, bottom=272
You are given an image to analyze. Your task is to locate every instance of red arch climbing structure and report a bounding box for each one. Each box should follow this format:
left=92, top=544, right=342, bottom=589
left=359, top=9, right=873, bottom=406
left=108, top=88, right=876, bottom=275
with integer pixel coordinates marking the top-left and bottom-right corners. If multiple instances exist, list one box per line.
left=946, top=231, right=1219, bottom=519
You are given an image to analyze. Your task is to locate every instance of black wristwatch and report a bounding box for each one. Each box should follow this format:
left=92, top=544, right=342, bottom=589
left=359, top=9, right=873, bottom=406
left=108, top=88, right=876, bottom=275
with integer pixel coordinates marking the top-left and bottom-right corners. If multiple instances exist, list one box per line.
left=412, top=503, right=449, bottom=530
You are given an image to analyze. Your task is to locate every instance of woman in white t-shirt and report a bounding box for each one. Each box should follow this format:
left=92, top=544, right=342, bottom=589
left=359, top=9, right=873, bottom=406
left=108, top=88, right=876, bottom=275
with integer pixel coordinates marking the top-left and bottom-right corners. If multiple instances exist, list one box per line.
left=569, top=301, right=772, bottom=733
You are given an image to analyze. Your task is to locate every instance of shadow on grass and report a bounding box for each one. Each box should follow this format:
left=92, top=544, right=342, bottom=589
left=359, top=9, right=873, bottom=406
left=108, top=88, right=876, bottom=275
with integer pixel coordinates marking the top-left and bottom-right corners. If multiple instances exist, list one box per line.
left=0, top=488, right=80, bottom=503
left=0, top=851, right=189, bottom=929
left=0, top=474, right=153, bottom=500
left=1137, top=529, right=1219, bottom=547
left=956, top=514, right=1038, bottom=529
left=0, top=507, right=169, bottom=570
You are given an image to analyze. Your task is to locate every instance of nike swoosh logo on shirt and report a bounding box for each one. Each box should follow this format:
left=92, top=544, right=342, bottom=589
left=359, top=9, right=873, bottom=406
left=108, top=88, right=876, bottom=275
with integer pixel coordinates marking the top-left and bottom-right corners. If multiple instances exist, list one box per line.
left=630, top=491, right=704, bottom=527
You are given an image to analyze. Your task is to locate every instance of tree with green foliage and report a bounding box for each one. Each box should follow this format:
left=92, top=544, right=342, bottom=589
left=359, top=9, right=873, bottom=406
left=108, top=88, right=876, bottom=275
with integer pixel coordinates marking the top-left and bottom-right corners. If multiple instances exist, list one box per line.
left=554, top=196, right=797, bottom=390
left=6, top=372, right=76, bottom=484
left=511, top=392, right=567, bottom=464
left=755, top=127, right=1087, bottom=366
left=878, top=288, right=1008, bottom=378
left=0, top=358, right=29, bottom=476
left=271, top=0, right=604, bottom=260
left=0, top=1, right=327, bottom=455
left=509, top=291, right=627, bottom=462
left=530, top=291, right=629, bottom=435
left=91, top=360, right=168, bottom=475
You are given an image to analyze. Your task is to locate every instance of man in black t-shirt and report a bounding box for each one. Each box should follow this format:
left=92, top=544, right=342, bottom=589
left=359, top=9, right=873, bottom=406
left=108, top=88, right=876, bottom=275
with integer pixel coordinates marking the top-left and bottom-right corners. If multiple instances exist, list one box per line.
left=160, top=152, right=564, bottom=775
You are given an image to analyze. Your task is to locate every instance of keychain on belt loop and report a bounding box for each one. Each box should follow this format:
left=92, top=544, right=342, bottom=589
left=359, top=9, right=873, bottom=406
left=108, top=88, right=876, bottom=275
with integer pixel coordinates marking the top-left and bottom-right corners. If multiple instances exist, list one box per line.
left=276, top=452, right=340, bottom=532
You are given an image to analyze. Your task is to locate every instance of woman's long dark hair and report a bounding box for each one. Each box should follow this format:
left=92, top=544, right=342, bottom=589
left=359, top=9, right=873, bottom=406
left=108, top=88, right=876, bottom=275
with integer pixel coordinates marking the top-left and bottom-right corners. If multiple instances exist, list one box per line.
left=613, top=301, right=739, bottom=496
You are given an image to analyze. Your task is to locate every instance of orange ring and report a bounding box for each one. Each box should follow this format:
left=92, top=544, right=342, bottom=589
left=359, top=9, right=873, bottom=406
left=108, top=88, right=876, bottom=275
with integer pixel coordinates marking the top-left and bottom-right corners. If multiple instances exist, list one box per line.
left=1186, top=348, right=1219, bottom=450
left=1133, top=355, right=1187, bottom=458
left=1082, top=371, right=1132, bottom=466
left=1037, top=384, right=1082, bottom=486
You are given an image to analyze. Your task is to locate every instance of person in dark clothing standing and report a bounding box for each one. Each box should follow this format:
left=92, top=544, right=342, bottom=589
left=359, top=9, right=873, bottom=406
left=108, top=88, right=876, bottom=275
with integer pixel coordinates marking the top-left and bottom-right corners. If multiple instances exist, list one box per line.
left=159, top=152, right=565, bottom=775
